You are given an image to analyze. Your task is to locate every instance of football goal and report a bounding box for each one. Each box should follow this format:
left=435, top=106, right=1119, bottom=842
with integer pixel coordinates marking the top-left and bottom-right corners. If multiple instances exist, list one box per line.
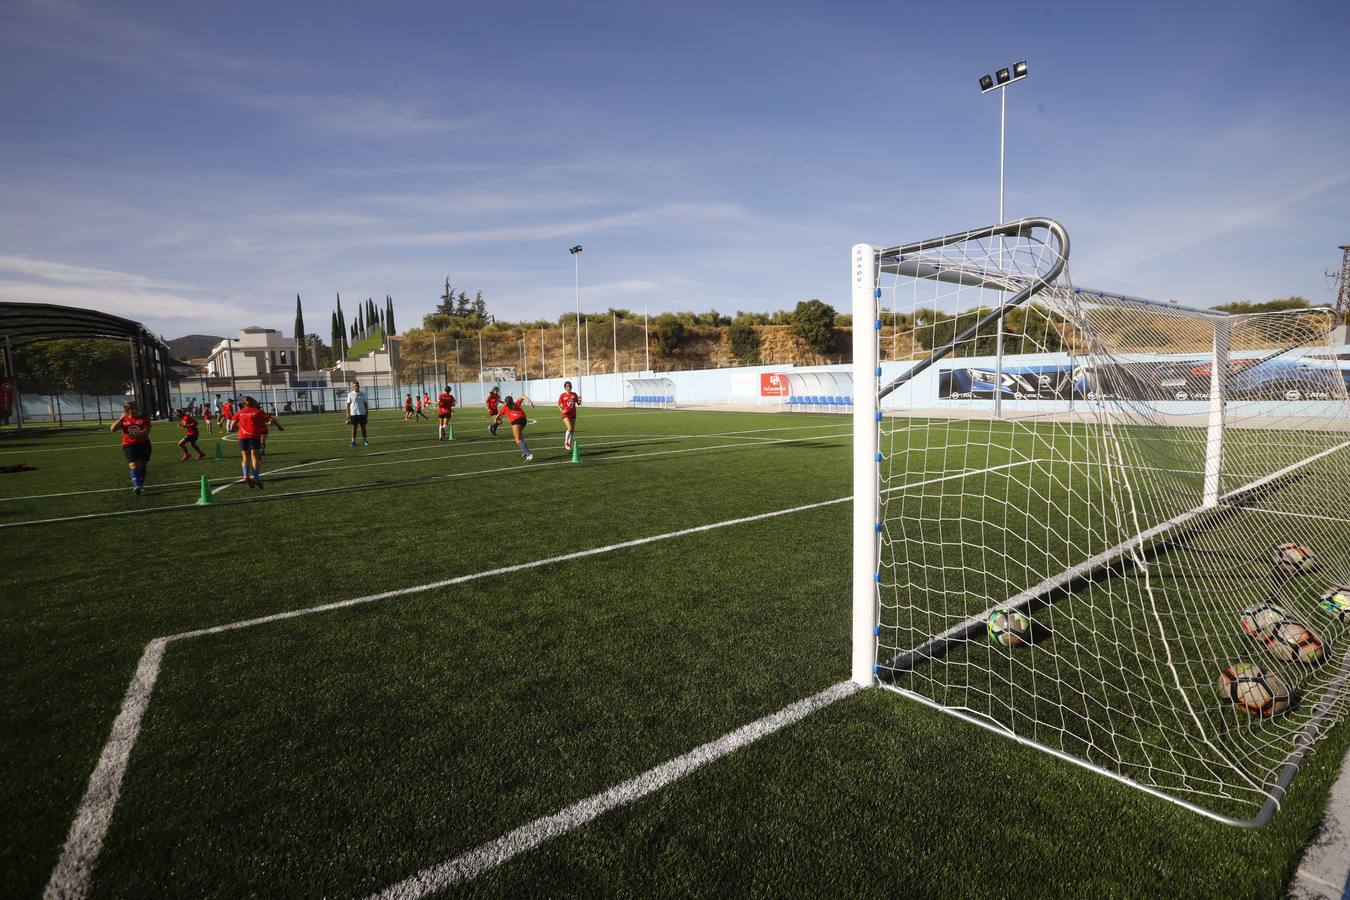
left=852, top=218, right=1350, bottom=825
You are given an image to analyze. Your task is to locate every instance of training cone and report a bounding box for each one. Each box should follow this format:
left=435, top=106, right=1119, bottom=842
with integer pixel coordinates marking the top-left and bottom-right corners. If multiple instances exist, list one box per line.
left=214, top=442, right=223, bottom=460
left=571, top=441, right=580, bottom=464
left=449, top=425, right=455, bottom=441
left=195, top=475, right=215, bottom=507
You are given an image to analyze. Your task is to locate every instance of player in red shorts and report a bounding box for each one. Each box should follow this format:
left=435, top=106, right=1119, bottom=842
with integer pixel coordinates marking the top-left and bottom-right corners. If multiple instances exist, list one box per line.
left=176, top=408, right=206, bottom=461
left=220, top=398, right=235, bottom=433
left=235, top=396, right=284, bottom=487
left=437, top=386, right=456, bottom=440
left=557, top=381, right=581, bottom=450
left=485, top=386, right=502, bottom=434
left=492, top=395, right=534, bottom=460
left=110, top=400, right=152, bottom=494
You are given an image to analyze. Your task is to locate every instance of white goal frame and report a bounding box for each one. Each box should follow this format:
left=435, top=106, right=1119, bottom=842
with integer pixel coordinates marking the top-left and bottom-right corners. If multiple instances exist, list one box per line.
left=850, top=217, right=1350, bottom=827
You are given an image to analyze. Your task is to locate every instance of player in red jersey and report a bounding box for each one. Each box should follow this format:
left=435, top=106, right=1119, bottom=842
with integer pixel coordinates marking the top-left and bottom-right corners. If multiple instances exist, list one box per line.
left=201, top=405, right=213, bottom=434
left=176, top=408, right=206, bottom=461
left=437, top=386, right=456, bottom=440
left=414, top=394, right=428, bottom=421
left=492, top=395, right=534, bottom=461
left=110, top=400, right=152, bottom=494
left=404, top=393, right=415, bottom=421
left=220, top=398, right=235, bottom=433
left=235, top=396, right=283, bottom=487
left=557, top=381, right=581, bottom=450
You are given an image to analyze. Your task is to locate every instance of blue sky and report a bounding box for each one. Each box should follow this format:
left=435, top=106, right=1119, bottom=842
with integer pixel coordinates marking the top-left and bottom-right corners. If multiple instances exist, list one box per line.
left=1, top=0, right=1346, bottom=339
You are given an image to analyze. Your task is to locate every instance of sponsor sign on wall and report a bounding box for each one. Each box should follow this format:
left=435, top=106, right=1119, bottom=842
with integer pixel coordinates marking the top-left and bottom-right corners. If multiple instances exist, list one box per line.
left=760, top=372, right=788, bottom=397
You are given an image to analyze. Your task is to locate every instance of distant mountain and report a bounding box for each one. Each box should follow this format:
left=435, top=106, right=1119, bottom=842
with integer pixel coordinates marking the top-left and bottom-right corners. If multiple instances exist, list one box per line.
left=167, top=334, right=224, bottom=361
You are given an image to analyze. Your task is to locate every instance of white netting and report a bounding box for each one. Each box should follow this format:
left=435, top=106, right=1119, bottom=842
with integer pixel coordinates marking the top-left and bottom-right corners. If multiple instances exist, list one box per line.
left=869, top=220, right=1350, bottom=823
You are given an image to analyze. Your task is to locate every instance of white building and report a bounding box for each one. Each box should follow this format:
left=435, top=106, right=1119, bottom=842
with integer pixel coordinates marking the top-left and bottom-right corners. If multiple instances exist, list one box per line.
left=205, top=326, right=304, bottom=381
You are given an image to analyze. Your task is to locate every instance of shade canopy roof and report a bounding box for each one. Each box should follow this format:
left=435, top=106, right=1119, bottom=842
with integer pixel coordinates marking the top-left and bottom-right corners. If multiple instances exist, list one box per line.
left=0, top=301, right=169, bottom=350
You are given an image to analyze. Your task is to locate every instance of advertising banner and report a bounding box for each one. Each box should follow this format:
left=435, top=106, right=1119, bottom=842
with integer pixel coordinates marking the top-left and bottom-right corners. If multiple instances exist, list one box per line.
left=938, top=356, right=1350, bottom=402
left=760, top=372, right=788, bottom=397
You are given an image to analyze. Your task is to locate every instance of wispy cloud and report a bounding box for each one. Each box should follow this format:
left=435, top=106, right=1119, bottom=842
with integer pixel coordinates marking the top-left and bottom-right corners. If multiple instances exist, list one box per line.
left=0, top=256, right=240, bottom=331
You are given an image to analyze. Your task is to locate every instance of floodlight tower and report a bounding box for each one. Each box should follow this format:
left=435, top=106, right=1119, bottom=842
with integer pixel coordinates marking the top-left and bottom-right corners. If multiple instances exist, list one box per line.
left=1331, top=245, right=1350, bottom=343
left=570, top=245, right=583, bottom=388
left=979, top=59, right=1028, bottom=418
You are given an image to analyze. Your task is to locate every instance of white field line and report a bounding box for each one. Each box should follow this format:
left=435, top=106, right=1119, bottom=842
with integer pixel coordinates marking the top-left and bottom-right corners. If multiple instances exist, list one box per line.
left=43, top=458, right=1014, bottom=898
left=211, top=456, right=339, bottom=497
left=0, top=432, right=678, bottom=503
left=0, top=423, right=850, bottom=505
left=1231, top=506, right=1345, bottom=524
left=0, top=434, right=849, bottom=530
left=368, top=681, right=862, bottom=900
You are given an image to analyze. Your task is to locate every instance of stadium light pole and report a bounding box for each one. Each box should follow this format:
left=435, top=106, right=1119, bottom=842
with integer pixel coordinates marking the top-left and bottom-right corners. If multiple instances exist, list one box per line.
left=979, top=59, right=1027, bottom=419
left=570, top=245, right=583, bottom=392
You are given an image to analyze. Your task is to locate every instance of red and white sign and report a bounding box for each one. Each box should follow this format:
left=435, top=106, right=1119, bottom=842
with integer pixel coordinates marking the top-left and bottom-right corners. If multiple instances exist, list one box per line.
left=760, top=372, right=788, bottom=397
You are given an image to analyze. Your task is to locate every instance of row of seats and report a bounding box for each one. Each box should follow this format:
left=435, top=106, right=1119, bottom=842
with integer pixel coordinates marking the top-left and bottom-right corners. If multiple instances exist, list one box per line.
left=787, top=395, right=852, bottom=408
left=632, top=395, right=674, bottom=404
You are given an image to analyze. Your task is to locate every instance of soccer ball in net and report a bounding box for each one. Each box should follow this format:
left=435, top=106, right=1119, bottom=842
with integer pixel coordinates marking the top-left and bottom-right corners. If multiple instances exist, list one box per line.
left=1260, top=621, right=1328, bottom=667
left=987, top=608, right=1030, bottom=647
left=1239, top=602, right=1288, bottom=637
left=1319, top=585, right=1350, bottom=624
left=1217, top=663, right=1292, bottom=718
left=1272, top=543, right=1315, bottom=574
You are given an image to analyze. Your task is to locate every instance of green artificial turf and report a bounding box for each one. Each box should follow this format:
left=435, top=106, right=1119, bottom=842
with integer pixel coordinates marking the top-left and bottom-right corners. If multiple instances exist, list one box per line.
left=0, top=407, right=1344, bottom=898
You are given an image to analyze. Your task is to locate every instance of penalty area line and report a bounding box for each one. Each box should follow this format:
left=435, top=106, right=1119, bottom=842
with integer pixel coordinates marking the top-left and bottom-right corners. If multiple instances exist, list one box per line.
left=43, top=458, right=1014, bottom=898
left=368, top=681, right=861, bottom=900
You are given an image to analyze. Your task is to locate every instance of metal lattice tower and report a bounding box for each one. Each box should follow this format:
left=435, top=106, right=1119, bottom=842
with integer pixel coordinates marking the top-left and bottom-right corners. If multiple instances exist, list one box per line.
left=1334, top=245, right=1350, bottom=325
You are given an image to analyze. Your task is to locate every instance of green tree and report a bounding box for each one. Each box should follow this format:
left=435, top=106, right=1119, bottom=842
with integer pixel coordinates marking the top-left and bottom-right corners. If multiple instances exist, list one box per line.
left=728, top=318, right=761, bottom=365
left=790, top=299, right=837, bottom=354
left=652, top=313, right=686, bottom=356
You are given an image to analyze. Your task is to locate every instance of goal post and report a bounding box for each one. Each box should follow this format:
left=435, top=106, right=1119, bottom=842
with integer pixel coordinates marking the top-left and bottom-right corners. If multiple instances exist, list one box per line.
left=852, top=217, right=1350, bottom=826
left=851, top=243, right=879, bottom=686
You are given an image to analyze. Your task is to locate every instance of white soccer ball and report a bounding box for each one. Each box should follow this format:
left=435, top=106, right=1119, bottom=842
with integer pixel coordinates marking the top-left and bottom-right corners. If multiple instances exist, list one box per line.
left=1240, top=602, right=1287, bottom=637
left=1217, top=663, right=1291, bottom=718
left=1262, top=621, right=1327, bottom=667
left=1272, top=543, right=1315, bottom=574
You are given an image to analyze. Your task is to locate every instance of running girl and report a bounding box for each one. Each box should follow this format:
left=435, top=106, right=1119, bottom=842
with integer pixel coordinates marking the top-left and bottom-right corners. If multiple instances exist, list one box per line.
left=485, top=386, right=503, bottom=435
left=558, top=381, right=581, bottom=450
left=493, top=395, right=534, bottom=461
left=110, top=401, right=152, bottom=494
left=404, top=393, right=415, bottom=421
left=414, top=395, right=428, bottom=421
left=221, top=397, right=235, bottom=433
left=176, top=408, right=206, bottom=460
left=235, top=396, right=283, bottom=487
left=437, top=385, right=456, bottom=440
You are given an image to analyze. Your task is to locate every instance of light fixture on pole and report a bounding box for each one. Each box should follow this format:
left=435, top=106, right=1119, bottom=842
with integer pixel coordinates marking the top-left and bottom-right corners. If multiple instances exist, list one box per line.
left=570, top=244, right=583, bottom=391
left=977, top=58, right=1028, bottom=419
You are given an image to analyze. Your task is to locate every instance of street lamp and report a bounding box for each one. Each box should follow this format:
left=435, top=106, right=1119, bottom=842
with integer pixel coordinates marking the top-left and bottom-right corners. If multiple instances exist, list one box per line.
left=570, top=245, right=583, bottom=392
left=978, top=58, right=1028, bottom=418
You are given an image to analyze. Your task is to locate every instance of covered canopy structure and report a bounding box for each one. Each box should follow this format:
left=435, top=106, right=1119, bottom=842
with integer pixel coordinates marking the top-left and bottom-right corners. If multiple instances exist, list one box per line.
left=625, top=376, right=676, bottom=409
left=783, top=370, right=853, bottom=413
left=0, top=301, right=175, bottom=426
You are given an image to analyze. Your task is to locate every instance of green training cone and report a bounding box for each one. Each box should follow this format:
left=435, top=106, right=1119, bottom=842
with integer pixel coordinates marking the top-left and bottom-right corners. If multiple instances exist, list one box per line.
left=214, top=442, right=223, bottom=460
left=195, top=475, right=216, bottom=506
left=449, top=425, right=455, bottom=441
left=571, top=441, right=580, bottom=464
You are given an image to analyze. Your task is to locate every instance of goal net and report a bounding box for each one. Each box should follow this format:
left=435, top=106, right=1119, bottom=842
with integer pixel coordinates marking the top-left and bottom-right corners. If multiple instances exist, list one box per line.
left=852, top=218, right=1350, bottom=825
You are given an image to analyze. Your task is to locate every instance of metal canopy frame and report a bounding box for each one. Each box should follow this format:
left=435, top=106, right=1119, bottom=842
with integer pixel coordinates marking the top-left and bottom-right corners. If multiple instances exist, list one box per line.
left=0, top=301, right=176, bottom=424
